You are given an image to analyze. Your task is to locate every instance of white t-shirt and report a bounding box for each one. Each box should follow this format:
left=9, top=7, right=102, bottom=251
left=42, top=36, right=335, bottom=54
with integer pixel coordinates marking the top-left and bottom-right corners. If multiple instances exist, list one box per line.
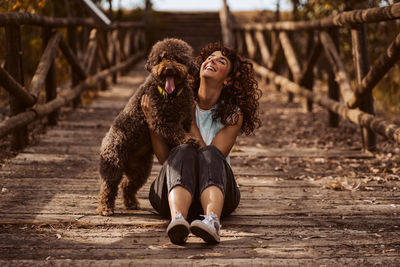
left=195, top=104, right=231, bottom=164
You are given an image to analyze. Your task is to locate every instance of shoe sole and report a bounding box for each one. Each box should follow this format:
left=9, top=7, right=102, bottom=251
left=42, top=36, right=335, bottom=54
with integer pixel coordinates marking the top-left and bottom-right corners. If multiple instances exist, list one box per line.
left=167, top=224, right=189, bottom=245
left=190, top=223, right=220, bottom=244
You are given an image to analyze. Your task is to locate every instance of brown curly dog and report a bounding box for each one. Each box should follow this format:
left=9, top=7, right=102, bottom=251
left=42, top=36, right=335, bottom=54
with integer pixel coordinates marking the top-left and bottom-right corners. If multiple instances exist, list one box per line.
left=97, top=38, right=199, bottom=216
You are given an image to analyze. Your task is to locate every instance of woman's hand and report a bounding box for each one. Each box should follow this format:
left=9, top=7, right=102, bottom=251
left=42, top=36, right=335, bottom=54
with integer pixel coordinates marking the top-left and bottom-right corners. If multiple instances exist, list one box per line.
left=141, top=94, right=170, bottom=164
left=141, top=94, right=152, bottom=123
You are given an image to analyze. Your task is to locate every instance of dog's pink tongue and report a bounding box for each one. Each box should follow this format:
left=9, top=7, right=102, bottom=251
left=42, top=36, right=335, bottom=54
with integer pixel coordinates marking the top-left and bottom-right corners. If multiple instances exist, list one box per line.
left=165, top=76, right=175, bottom=94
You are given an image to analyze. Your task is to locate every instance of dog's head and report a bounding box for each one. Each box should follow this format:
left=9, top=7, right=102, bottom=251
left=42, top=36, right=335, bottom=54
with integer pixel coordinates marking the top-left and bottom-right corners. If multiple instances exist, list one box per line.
left=145, top=38, right=197, bottom=97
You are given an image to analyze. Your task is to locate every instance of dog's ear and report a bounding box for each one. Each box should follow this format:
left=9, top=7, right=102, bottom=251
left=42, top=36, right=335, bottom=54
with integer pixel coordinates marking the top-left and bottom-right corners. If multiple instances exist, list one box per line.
left=144, top=58, right=152, bottom=72
left=188, top=61, right=199, bottom=76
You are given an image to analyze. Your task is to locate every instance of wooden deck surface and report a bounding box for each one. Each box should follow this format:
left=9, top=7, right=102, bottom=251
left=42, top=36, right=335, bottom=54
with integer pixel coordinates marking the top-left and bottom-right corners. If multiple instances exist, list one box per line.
left=0, top=62, right=399, bottom=266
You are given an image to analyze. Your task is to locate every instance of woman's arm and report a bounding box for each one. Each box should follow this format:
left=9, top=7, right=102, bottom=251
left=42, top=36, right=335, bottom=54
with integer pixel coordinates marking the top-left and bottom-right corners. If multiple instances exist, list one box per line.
left=190, top=121, right=207, bottom=149
left=211, top=111, right=243, bottom=157
left=141, top=95, right=169, bottom=164
left=190, top=102, right=207, bottom=149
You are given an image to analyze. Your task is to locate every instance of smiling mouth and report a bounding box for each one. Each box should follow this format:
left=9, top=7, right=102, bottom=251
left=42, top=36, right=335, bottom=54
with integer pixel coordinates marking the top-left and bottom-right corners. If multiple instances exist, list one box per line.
left=204, top=64, right=216, bottom=72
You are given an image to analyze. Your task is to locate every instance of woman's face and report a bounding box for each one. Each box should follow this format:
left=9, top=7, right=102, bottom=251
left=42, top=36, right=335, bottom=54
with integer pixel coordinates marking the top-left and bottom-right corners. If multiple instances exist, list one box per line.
left=200, top=51, right=231, bottom=83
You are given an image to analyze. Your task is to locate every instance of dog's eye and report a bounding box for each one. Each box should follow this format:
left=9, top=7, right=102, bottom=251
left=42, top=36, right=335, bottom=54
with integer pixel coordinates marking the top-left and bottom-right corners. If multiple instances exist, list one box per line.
left=175, top=57, right=184, bottom=64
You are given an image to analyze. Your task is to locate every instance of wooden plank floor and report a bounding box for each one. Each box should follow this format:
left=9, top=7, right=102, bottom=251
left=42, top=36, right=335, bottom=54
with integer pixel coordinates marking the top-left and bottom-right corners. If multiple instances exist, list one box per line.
left=1, top=61, right=399, bottom=266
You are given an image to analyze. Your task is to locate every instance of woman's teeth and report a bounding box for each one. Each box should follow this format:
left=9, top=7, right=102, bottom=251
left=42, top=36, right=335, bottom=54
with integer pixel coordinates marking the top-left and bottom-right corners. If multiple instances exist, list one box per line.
left=205, top=65, right=216, bottom=71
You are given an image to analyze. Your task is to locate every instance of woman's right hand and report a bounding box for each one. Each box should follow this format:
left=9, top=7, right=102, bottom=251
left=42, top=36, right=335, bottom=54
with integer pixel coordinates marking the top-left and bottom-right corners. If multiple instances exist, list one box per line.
left=141, top=94, right=151, bottom=122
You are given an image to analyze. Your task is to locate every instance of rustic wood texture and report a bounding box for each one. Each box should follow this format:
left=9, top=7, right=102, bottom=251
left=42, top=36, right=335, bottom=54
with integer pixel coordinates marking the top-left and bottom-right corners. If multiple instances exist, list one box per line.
left=29, top=31, right=62, bottom=100
left=5, top=24, right=28, bottom=150
left=351, top=25, right=376, bottom=151
left=233, top=3, right=400, bottom=31
left=320, top=31, right=354, bottom=107
left=42, top=27, right=58, bottom=126
left=0, top=66, right=35, bottom=108
left=252, top=61, right=400, bottom=145
left=59, top=37, right=88, bottom=81
left=1, top=62, right=399, bottom=265
left=348, top=29, right=400, bottom=108
left=0, top=51, right=145, bottom=139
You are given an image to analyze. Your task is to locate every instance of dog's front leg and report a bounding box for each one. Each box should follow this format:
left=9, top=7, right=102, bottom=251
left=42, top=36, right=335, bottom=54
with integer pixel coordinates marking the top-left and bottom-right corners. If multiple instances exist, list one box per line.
left=158, top=126, right=199, bottom=149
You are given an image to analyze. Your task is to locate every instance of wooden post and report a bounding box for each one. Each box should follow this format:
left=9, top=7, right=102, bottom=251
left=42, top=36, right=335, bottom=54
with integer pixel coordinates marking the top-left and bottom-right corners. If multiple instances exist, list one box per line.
left=302, top=31, right=315, bottom=112
left=244, top=30, right=257, bottom=60
left=68, top=26, right=81, bottom=107
left=99, top=29, right=109, bottom=91
left=220, top=0, right=235, bottom=47
left=109, top=29, right=118, bottom=84
left=327, top=28, right=340, bottom=127
left=42, top=27, right=58, bottom=125
left=351, top=24, right=376, bottom=151
left=5, top=25, right=28, bottom=149
left=66, top=0, right=81, bottom=107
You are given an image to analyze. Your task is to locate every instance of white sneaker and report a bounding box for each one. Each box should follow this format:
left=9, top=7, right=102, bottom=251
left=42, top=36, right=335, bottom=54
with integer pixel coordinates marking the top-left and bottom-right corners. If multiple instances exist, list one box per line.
left=166, top=211, right=190, bottom=245
left=190, top=212, right=221, bottom=244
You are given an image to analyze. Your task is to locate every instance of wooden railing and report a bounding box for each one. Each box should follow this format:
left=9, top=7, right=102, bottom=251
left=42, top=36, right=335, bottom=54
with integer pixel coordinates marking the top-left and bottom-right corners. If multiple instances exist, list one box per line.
left=0, top=12, right=146, bottom=150
left=221, top=3, right=400, bottom=151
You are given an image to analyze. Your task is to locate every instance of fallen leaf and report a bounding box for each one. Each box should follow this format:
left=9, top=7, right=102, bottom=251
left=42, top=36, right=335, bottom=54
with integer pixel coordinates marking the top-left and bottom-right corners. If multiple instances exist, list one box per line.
left=324, top=177, right=360, bottom=191
left=204, top=252, right=223, bottom=257
left=187, top=254, right=205, bottom=259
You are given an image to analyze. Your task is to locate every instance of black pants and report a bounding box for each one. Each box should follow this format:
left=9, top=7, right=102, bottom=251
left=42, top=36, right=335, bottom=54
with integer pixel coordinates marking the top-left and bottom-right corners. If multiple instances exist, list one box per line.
left=149, top=144, right=240, bottom=221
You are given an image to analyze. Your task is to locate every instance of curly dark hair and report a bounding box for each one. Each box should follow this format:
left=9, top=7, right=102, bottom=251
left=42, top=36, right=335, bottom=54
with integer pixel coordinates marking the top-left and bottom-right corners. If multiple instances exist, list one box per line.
left=192, top=42, right=262, bottom=135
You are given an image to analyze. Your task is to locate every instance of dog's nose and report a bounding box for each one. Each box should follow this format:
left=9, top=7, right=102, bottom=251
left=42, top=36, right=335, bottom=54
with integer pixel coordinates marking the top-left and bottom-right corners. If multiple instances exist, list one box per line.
left=165, top=66, right=174, bottom=76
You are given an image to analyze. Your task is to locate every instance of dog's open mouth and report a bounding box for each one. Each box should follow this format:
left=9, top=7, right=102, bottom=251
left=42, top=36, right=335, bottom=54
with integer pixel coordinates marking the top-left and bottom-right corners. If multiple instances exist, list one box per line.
left=165, top=76, right=175, bottom=95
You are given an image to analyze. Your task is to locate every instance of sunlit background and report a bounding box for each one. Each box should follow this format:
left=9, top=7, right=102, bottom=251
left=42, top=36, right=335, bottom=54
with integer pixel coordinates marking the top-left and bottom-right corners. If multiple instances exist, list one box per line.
left=105, top=0, right=292, bottom=11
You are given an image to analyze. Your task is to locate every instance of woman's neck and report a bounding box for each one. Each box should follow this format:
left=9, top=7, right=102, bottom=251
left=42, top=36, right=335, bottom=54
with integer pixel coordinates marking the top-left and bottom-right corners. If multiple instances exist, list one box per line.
left=197, top=78, right=223, bottom=110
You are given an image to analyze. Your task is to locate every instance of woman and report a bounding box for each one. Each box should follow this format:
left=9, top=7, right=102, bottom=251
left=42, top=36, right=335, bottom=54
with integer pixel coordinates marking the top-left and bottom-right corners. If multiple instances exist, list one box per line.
left=141, top=42, right=261, bottom=245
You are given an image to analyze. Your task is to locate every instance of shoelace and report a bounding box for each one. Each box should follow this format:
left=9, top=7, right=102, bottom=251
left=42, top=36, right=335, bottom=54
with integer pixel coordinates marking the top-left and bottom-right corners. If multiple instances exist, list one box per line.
left=200, top=213, right=221, bottom=232
left=173, top=211, right=183, bottom=220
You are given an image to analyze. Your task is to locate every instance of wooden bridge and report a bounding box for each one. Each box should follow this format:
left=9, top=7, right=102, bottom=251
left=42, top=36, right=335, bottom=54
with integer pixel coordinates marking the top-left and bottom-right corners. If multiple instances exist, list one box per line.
left=0, top=1, right=400, bottom=266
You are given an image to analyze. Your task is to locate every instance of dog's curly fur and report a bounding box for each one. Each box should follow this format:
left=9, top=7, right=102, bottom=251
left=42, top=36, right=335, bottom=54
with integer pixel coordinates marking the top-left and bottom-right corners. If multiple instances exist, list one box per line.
left=97, top=38, right=198, bottom=216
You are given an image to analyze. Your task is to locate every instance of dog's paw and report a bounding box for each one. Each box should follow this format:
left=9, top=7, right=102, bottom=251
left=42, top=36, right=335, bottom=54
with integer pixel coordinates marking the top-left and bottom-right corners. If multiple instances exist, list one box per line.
left=184, top=136, right=200, bottom=149
left=97, top=206, right=114, bottom=216
left=123, top=196, right=140, bottom=210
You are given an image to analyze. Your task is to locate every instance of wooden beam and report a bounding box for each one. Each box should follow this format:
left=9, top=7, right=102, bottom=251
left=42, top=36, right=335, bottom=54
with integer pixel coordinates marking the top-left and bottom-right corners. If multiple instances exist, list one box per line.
left=299, top=35, right=321, bottom=86
left=0, top=50, right=145, bottom=139
left=299, top=32, right=321, bottom=112
left=96, top=31, right=111, bottom=68
left=320, top=31, right=354, bottom=106
left=348, top=29, right=400, bottom=109
left=232, top=3, right=400, bottom=31
left=29, top=31, right=62, bottom=99
left=252, top=61, right=400, bottom=145
left=351, top=24, right=376, bottom=151
left=244, top=30, right=257, bottom=59
left=79, top=0, right=111, bottom=27
left=235, top=30, right=245, bottom=56
left=83, top=29, right=98, bottom=74
left=42, top=27, right=58, bottom=125
left=5, top=24, right=28, bottom=149
left=268, top=35, right=282, bottom=70
left=0, top=12, right=96, bottom=27
left=59, top=37, right=87, bottom=81
left=219, top=0, right=235, bottom=47
left=279, top=31, right=302, bottom=82
left=0, top=66, right=35, bottom=107
left=254, top=30, right=271, bottom=66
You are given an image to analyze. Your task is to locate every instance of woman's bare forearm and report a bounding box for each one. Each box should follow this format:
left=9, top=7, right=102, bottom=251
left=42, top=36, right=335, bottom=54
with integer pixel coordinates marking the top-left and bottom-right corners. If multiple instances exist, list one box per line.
left=190, top=122, right=206, bottom=148
left=149, top=127, right=170, bottom=164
